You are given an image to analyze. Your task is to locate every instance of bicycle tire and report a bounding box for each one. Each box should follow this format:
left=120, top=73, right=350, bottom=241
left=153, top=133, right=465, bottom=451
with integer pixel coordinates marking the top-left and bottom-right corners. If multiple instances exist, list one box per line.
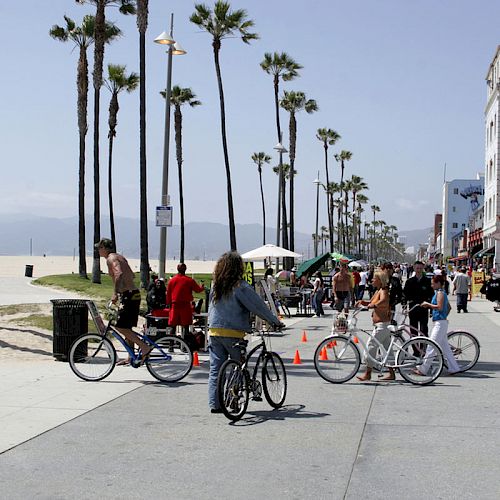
left=447, top=331, right=480, bottom=372
left=314, top=336, right=361, bottom=384
left=69, top=334, right=116, bottom=381
left=397, top=337, right=443, bottom=385
left=262, top=352, right=287, bottom=408
left=217, top=359, right=249, bottom=422
left=146, top=335, right=193, bottom=382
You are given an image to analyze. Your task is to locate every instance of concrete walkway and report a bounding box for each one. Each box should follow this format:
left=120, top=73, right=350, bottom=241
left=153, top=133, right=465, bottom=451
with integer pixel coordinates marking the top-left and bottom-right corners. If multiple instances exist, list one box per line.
left=0, top=296, right=499, bottom=499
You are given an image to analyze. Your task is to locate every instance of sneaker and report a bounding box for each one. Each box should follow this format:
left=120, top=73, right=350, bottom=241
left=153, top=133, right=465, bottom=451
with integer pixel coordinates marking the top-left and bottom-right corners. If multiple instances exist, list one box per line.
left=210, top=408, right=223, bottom=414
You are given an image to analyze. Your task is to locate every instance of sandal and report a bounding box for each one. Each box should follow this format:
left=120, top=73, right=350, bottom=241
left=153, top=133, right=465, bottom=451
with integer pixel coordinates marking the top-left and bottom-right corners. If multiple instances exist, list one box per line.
left=139, top=346, right=153, bottom=366
left=116, top=358, right=130, bottom=366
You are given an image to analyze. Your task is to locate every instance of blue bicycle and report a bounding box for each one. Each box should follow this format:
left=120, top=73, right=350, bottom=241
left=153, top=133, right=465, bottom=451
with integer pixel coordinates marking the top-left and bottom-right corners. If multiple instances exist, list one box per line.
left=68, top=301, right=193, bottom=382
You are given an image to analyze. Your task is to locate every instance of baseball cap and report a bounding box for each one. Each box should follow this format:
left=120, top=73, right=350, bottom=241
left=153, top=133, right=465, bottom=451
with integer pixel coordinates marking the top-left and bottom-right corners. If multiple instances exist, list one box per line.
left=95, top=238, right=114, bottom=250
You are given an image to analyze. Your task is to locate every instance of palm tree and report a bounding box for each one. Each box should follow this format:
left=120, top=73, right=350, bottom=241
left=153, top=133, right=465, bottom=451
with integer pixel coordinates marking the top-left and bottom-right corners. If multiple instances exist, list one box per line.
left=76, top=0, right=135, bottom=283
left=342, top=178, right=354, bottom=253
left=320, top=226, right=329, bottom=254
left=104, top=64, right=139, bottom=249
left=334, top=150, right=353, bottom=253
left=356, top=193, right=369, bottom=254
left=190, top=2, right=258, bottom=251
left=136, top=0, right=150, bottom=288
left=370, top=205, right=380, bottom=261
left=316, top=128, right=341, bottom=252
left=50, top=15, right=94, bottom=279
left=324, top=181, right=341, bottom=251
left=161, top=86, right=201, bottom=263
left=280, top=91, right=318, bottom=259
left=251, top=152, right=272, bottom=245
left=50, top=15, right=120, bottom=279
left=349, top=175, right=368, bottom=254
left=260, top=52, right=302, bottom=250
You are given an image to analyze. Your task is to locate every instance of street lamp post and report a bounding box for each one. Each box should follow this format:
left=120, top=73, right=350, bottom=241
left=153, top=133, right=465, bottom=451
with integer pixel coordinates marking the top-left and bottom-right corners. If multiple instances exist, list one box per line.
left=155, top=14, right=186, bottom=279
left=313, top=174, right=321, bottom=257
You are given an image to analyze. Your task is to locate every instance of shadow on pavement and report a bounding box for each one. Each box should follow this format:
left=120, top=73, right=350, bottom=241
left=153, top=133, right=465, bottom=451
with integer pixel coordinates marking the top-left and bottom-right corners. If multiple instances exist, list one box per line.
left=0, top=325, right=53, bottom=341
left=0, top=339, right=52, bottom=357
left=230, top=403, right=330, bottom=427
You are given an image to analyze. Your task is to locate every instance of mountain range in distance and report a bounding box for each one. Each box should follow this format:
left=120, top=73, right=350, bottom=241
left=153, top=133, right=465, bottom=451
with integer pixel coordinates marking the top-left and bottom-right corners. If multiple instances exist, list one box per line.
left=0, top=213, right=430, bottom=260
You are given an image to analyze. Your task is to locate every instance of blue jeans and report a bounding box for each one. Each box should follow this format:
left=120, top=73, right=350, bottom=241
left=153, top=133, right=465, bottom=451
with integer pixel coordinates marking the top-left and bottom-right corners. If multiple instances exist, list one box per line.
left=208, top=335, right=243, bottom=410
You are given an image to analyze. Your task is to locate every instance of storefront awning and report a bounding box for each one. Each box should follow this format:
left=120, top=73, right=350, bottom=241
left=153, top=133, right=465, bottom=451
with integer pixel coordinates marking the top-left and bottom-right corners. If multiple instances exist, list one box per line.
left=473, top=246, right=495, bottom=259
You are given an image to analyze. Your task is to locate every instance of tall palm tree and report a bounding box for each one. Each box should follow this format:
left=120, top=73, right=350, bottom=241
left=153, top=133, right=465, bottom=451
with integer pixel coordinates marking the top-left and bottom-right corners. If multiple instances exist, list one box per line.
left=334, top=150, right=353, bottom=253
left=50, top=15, right=120, bottom=279
left=76, top=0, right=135, bottom=283
left=136, top=0, right=150, bottom=288
left=161, top=86, right=201, bottom=263
left=280, top=91, right=318, bottom=259
left=342, top=178, right=354, bottom=253
left=190, top=2, right=258, bottom=251
left=50, top=15, right=94, bottom=279
left=325, top=181, right=341, bottom=251
left=260, top=52, right=302, bottom=250
left=349, top=175, right=368, bottom=254
left=251, top=152, right=272, bottom=245
left=370, top=204, right=380, bottom=262
left=316, top=128, right=341, bottom=253
left=104, top=64, right=139, bottom=249
left=356, top=193, right=369, bottom=254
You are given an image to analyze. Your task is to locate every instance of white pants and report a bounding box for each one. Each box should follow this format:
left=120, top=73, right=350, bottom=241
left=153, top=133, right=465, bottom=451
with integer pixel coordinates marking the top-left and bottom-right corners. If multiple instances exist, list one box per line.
left=421, top=319, right=460, bottom=374
left=366, top=322, right=391, bottom=368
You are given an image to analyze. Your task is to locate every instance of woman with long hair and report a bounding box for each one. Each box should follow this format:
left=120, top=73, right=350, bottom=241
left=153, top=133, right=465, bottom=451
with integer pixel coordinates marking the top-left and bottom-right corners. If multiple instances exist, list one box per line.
left=312, top=271, right=325, bottom=317
left=208, top=252, right=283, bottom=414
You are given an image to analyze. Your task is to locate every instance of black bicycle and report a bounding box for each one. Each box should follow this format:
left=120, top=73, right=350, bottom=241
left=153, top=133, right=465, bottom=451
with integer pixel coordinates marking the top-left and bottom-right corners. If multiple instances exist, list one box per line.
left=216, top=330, right=287, bottom=422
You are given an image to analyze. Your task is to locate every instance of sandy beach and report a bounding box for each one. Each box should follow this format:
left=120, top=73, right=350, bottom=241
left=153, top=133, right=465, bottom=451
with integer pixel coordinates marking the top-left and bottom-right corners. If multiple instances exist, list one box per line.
left=0, top=256, right=218, bottom=279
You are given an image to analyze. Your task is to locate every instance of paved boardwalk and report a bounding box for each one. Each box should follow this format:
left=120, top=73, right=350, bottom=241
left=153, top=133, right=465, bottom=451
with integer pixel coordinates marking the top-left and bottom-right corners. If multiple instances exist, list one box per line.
left=0, top=296, right=499, bottom=499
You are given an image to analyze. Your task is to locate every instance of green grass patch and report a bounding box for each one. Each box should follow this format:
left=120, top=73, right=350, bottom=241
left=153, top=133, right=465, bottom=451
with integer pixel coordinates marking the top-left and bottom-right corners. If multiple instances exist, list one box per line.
left=15, top=314, right=53, bottom=331
left=0, top=304, right=43, bottom=316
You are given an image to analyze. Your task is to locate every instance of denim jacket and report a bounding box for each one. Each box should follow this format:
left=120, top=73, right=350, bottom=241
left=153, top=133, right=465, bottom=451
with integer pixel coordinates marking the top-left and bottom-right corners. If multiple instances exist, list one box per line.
left=208, top=280, right=280, bottom=332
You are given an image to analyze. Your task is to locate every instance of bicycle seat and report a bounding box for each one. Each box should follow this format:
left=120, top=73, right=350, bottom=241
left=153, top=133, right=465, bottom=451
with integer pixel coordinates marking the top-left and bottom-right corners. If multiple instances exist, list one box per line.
left=387, top=325, right=399, bottom=334
left=233, top=340, right=248, bottom=350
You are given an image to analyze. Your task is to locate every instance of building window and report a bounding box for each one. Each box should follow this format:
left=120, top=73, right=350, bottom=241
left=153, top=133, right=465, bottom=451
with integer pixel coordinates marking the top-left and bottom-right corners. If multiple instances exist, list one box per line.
left=452, top=206, right=456, bottom=212
left=453, top=188, right=459, bottom=195
left=452, top=223, right=458, bottom=228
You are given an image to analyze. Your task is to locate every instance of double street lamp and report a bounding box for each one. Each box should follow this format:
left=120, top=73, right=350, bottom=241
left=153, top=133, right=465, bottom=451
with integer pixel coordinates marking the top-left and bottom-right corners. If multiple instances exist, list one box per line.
left=155, top=13, right=186, bottom=278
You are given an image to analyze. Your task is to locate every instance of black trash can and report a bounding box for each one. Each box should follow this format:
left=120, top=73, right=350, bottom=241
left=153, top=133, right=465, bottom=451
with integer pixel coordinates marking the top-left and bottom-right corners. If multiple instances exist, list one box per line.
left=25, top=264, right=33, bottom=277
left=51, top=299, right=89, bottom=361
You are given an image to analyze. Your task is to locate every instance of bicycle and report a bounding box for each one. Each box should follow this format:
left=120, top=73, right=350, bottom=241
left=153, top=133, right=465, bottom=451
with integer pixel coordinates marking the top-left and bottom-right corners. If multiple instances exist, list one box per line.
left=216, top=328, right=287, bottom=422
left=68, top=301, right=193, bottom=383
left=396, top=304, right=480, bottom=372
left=314, top=308, right=444, bottom=385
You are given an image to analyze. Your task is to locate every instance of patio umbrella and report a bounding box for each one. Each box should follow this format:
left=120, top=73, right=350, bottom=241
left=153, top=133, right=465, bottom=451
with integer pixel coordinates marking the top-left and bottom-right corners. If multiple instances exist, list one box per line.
left=348, top=260, right=366, bottom=268
left=330, top=252, right=349, bottom=263
left=241, top=244, right=302, bottom=261
left=296, top=253, right=330, bottom=278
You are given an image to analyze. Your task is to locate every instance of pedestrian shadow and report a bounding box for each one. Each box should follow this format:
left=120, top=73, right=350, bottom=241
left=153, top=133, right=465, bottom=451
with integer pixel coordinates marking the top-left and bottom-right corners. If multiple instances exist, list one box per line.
left=230, top=404, right=330, bottom=426
left=0, top=325, right=52, bottom=341
left=0, top=339, right=53, bottom=357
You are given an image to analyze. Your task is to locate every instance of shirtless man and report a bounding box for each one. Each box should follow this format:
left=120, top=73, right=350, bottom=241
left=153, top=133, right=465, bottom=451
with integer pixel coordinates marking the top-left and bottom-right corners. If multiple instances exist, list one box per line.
left=96, top=238, right=152, bottom=365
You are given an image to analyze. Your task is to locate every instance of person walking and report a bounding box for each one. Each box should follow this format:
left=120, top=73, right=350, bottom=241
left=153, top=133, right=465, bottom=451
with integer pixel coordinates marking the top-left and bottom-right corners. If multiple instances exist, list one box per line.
left=207, top=252, right=283, bottom=414
left=332, top=263, right=353, bottom=312
left=381, top=262, right=403, bottom=322
left=312, top=271, right=325, bottom=317
left=96, top=238, right=151, bottom=365
left=166, top=263, right=205, bottom=338
left=453, top=267, right=471, bottom=313
left=356, top=271, right=395, bottom=381
left=415, top=274, right=460, bottom=376
left=403, top=260, right=433, bottom=335
left=358, top=268, right=368, bottom=300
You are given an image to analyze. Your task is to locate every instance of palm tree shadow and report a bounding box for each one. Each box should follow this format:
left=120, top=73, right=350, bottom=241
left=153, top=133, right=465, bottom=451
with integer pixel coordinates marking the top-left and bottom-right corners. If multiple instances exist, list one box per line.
left=229, top=403, right=329, bottom=427
left=1, top=325, right=52, bottom=341
left=0, top=339, right=52, bottom=357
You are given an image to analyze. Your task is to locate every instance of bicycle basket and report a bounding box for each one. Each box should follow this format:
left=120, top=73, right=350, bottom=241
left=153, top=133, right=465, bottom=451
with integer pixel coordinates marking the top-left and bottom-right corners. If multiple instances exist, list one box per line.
left=333, top=312, right=348, bottom=333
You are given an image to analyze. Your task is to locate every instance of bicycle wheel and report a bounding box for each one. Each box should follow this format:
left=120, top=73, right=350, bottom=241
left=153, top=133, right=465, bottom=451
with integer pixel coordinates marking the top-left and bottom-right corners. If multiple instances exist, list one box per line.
left=262, top=352, right=287, bottom=408
left=217, top=359, right=249, bottom=422
left=447, top=331, right=480, bottom=372
left=69, top=334, right=116, bottom=381
left=397, top=337, right=443, bottom=385
left=314, top=336, right=361, bottom=383
left=146, top=336, right=193, bottom=382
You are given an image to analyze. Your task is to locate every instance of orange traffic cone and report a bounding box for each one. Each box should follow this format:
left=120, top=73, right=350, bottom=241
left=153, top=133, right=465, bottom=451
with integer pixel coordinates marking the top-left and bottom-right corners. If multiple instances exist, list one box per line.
left=301, top=331, right=308, bottom=343
left=319, top=346, right=328, bottom=361
left=293, top=349, right=302, bottom=364
left=193, top=351, right=200, bottom=367
left=331, top=340, right=337, bottom=347
left=353, top=336, right=359, bottom=344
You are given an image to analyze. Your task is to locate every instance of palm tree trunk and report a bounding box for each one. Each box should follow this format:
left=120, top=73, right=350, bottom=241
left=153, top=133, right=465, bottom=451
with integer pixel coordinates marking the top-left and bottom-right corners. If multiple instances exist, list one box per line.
left=137, top=2, right=150, bottom=287
left=323, top=145, right=333, bottom=253
left=108, top=133, right=116, bottom=249
left=77, top=46, right=88, bottom=279
left=274, top=75, right=282, bottom=264
left=258, top=167, right=266, bottom=245
left=213, top=41, right=237, bottom=250
left=344, top=190, right=349, bottom=254
left=174, top=105, right=185, bottom=263
left=340, top=161, right=346, bottom=254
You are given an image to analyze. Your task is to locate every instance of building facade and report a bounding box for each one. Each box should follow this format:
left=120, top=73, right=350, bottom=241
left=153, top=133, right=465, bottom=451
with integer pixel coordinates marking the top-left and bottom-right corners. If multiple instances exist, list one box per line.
left=441, top=176, right=484, bottom=259
left=483, top=46, right=500, bottom=271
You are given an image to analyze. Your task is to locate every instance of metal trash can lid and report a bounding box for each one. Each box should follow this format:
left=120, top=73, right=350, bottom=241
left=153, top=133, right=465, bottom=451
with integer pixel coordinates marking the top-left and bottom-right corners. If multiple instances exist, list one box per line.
left=51, top=299, right=90, bottom=308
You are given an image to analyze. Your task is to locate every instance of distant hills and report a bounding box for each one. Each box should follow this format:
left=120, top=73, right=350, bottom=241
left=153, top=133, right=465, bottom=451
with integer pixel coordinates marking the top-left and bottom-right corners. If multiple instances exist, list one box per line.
left=0, top=213, right=431, bottom=260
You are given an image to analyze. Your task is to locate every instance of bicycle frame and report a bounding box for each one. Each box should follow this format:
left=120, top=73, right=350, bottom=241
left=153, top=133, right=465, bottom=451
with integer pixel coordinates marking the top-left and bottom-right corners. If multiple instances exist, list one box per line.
left=241, top=332, right=271, bottom=381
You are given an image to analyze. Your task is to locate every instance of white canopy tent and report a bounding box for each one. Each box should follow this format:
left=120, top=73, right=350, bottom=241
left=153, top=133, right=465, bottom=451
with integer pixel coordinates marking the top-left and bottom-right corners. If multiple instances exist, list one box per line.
left=241, top=244, right=302, bottom=261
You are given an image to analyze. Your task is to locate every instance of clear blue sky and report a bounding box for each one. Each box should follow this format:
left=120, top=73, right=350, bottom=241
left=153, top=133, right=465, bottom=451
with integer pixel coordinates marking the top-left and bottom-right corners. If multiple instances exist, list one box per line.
left=1, top=0, right=499, bottom=239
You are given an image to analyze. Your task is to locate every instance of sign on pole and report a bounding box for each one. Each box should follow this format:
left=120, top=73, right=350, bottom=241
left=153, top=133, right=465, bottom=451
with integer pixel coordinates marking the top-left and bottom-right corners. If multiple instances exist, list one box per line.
left=156, top=206, right=173, bottom=227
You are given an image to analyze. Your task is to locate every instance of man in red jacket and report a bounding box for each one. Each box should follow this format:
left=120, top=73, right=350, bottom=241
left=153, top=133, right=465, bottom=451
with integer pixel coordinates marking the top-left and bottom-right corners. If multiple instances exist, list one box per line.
left=166, top=263, right=205, bottom=337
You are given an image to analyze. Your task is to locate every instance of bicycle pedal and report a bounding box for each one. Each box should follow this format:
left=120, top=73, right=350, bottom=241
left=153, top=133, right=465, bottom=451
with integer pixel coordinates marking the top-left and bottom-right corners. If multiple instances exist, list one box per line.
left=252, top=396, right=263, bottom=402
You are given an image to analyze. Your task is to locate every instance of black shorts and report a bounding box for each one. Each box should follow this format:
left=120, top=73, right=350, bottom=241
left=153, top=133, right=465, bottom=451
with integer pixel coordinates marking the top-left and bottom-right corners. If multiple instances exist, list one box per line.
left=116, top=289, right=141, bottom=328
